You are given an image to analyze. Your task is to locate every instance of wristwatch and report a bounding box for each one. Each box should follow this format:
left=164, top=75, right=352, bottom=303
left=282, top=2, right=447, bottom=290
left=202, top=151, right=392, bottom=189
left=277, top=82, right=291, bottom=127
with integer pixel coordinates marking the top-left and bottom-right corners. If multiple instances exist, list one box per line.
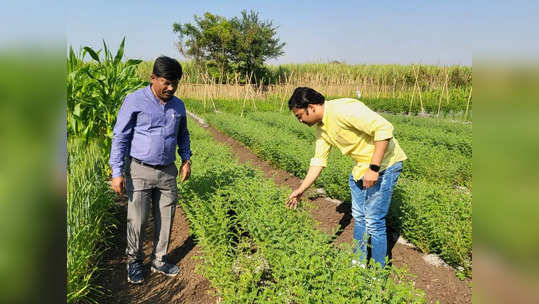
left=369, top=164, right=380, bottom=172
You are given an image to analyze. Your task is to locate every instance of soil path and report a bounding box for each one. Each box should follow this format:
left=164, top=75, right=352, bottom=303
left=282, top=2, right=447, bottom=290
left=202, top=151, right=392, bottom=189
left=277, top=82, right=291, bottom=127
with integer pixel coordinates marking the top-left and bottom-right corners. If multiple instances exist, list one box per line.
left=98, top=119, right=471, bottom=304
left=98, top=199, right=217, bottom=304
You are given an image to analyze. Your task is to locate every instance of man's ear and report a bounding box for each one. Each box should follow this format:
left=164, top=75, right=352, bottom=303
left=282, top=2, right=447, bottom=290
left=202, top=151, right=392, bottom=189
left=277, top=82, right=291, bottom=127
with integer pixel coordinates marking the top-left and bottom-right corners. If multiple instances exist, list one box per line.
left=308, top=104, right=315, bottom=113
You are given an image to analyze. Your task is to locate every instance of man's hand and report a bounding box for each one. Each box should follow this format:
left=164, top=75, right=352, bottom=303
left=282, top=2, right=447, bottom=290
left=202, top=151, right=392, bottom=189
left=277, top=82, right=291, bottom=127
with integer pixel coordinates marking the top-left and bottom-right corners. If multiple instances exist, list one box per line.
left=362, top=169, right=379, bottom=189
left=180, top=161, right=191, bottom=182
left=111, top=176, right=125, bottom=195
left=286, top=188, right=304, bottom=210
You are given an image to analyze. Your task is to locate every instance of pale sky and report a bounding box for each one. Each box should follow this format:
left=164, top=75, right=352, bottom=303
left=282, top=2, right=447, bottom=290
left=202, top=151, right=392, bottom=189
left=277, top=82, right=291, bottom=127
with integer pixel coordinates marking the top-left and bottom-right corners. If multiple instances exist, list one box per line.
left=4, top=1, right=539, bottom=66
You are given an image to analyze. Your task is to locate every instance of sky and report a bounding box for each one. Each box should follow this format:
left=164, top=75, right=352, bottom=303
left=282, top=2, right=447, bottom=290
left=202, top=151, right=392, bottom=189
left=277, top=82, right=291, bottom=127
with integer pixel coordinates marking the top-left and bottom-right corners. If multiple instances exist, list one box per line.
left=2, top=1, right=538, bottom=66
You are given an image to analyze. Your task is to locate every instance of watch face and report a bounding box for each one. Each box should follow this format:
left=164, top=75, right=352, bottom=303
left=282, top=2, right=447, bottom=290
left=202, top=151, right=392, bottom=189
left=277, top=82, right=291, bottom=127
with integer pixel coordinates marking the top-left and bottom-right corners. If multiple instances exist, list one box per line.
left=369, top=164, right=380, bottom=172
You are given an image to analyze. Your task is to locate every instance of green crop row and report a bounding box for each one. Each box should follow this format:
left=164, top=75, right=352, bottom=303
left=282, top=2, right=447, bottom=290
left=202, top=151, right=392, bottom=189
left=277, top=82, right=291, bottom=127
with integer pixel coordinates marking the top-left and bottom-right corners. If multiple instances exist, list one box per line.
left=207, top=112, right=471, bottom=189
left=358, top=92, right=472, bottom=120
left=245, top=111, right=472, bottom=158
left=197, top=111, right=472, bottom=276
left=177, top=122, right=426, bottom=302
left=185, top=94, right=471, bottom=120
left=185, top=98, right=472, bottom=156
left=67, top=139, right=117, bottom=303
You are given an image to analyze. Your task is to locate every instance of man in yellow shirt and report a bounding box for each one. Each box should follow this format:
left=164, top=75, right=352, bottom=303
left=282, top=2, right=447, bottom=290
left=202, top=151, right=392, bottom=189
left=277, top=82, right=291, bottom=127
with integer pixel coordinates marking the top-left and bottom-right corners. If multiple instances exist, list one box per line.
left=286, top=87, right=407, bottom=268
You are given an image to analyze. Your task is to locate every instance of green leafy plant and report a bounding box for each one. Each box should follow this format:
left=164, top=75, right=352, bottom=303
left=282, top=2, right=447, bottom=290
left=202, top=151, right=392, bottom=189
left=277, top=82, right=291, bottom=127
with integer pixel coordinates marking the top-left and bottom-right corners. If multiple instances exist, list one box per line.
left=67, top=38, right=148, bottom=162
left=190, top=108, right=472, bottom=276
left=177, top=122, right=426, bottom=302
left=67, top=139, right=117, bottom=303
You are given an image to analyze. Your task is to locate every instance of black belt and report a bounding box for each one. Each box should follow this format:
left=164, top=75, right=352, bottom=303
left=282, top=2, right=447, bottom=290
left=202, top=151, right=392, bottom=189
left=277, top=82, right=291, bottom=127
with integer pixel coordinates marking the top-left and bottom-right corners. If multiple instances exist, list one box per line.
left=132, top=158, right=168, bottom=169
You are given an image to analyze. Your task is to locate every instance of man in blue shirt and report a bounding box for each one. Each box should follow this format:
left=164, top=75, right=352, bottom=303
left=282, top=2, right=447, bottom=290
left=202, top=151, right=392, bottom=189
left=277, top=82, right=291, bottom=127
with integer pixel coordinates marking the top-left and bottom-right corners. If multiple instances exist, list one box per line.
left=109, top=56, right=191, bottom=284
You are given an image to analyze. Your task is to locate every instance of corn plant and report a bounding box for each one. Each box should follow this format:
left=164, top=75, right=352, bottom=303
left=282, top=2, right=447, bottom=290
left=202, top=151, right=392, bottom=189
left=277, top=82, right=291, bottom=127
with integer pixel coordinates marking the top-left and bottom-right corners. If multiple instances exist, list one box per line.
left=67, top=38, right=147, bottom=162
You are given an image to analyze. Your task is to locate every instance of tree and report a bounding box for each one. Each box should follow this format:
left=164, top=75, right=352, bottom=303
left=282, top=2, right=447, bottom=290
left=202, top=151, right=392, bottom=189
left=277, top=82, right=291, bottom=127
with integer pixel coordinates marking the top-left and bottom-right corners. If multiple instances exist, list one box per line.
left=173, top=10, right=285, bottom=83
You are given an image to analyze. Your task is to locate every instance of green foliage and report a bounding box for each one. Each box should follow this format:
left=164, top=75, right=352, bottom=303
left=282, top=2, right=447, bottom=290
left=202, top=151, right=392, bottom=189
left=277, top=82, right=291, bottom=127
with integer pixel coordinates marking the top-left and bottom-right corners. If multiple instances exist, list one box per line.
left=184, top=91, right=471, bottom=120
left=360, top=90, right=472, bottom=119
left=191, top=108, right=472, bottom=276
left=66, top=38, right=148, bottom=161
left=67, top=139, right=117, bottom=303
left=173, top=10, right=285, bottom=83
left=179, top=122, right=426, bottom=302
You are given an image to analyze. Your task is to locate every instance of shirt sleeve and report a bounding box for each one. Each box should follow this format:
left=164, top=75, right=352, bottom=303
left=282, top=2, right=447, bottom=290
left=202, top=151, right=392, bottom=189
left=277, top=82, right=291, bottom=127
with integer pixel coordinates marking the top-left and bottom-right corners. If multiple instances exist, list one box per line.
left=109, top=96, right=136, bottom=178
left=310, top=129, right=331, bottom=167
left=339, top=101, right=394, bottom=141
left=177, top=112, right=192, bottom=161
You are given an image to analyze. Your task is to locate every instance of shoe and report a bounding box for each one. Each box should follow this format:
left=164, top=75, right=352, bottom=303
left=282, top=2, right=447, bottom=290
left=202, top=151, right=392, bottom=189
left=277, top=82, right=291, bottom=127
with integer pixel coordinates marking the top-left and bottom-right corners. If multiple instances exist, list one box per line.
left=127, top=262, right=144, bottom=284
left=151, top=262, right=179, bottom=277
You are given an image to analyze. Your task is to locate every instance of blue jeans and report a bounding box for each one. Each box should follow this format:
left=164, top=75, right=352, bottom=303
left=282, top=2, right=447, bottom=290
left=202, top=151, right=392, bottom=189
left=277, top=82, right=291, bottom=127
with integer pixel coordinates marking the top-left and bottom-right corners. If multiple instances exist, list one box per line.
left=349, top=161, right=403, bottom=268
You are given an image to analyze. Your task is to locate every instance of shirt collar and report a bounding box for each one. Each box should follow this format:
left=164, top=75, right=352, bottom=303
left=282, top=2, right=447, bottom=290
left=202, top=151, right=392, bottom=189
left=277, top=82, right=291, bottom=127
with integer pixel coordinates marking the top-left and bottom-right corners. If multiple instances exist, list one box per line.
left=320, top=102, right=329, bottom=128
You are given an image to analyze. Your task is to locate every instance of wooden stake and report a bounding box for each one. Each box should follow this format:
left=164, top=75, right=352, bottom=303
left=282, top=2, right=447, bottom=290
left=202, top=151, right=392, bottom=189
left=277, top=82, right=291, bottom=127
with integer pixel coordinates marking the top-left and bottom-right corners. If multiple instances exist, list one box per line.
left=444, top=68, right=450, bottom=105
left=202, top=74, right=207, bottom=112
left=464, top=86, right=472, bottom=120
left=209, top=76, right=217, bottom=112
left=436, top=83, right=445, bottom=117
left=241, top=72, right=253, bottom=117
left=413, top=65, right=424, bottom=113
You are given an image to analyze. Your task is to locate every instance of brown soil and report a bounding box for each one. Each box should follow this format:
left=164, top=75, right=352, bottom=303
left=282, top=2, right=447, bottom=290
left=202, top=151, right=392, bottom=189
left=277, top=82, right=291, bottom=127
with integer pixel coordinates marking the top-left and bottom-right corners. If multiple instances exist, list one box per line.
left=98, top=121, right=472, bottom=304
left=97, top=200, right=217, bottom=303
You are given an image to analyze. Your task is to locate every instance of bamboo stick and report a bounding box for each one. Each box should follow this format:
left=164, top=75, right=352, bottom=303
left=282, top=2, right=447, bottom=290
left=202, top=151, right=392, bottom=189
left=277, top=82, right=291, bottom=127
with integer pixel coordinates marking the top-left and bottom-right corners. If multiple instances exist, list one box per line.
left=464, top=86, right=472, bottom=120
left=436, top=83, right=445, bottom=117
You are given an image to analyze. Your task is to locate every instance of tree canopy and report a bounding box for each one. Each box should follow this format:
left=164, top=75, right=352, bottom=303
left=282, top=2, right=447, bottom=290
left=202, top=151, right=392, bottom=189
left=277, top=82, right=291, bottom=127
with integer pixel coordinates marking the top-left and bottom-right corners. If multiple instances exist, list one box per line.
left=173, top=10, right=285, bottom=83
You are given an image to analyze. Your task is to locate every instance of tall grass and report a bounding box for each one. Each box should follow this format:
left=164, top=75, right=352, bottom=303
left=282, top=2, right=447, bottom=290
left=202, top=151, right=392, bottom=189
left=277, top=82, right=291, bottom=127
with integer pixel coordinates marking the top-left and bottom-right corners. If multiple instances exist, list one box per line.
left=67, top=139, right=116, bottom=304
left=137, top=61, right=472, bottom=119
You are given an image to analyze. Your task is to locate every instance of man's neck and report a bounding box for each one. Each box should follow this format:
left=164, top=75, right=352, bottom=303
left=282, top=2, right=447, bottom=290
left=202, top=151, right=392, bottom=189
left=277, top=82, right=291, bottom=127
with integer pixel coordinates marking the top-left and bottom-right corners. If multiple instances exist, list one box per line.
left=317, top=103, right=325, bottom=125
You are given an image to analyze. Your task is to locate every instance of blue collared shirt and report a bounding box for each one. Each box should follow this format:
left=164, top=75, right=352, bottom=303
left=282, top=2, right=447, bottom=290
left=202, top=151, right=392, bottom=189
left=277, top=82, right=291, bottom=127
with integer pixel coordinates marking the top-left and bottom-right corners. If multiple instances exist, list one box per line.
left=109, top=85, right=191, bottom=178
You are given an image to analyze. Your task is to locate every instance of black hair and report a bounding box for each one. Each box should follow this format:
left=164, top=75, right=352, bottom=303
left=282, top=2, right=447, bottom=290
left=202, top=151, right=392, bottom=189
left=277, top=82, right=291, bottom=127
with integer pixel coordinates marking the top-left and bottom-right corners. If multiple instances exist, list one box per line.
left=288, top=87, right=325, bottom=110
left=152, top=56, right=183, bottom=80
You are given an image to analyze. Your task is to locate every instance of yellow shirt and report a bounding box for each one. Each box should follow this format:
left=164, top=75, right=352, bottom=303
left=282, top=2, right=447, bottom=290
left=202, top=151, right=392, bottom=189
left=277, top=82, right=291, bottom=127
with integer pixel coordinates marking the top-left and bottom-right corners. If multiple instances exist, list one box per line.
left=310, top=98, right=407, bottom=181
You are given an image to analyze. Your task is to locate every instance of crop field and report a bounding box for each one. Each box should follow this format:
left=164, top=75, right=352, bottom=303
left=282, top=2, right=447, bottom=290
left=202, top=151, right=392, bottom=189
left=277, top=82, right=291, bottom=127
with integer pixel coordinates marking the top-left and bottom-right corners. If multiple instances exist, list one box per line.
left=184, top=98, right=472, bottom=277
left=176, top=121, right=426, bottom=302
left=138, top=61, right=472, bottom=120
left=66, top=41, right=472, bottom=303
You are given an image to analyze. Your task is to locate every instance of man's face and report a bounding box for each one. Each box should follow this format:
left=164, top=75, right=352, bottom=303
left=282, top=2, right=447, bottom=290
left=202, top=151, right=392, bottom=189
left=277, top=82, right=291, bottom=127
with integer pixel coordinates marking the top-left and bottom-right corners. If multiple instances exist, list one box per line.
left=292, top=106, right=317, bottom=126
left=151, top=74, right=179, bottom=101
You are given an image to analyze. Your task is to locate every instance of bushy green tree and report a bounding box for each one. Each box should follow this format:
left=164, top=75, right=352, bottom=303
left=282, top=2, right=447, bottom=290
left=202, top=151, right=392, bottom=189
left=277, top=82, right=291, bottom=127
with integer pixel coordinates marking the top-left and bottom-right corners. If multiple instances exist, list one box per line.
left=173, top=10, right=285, bottom=83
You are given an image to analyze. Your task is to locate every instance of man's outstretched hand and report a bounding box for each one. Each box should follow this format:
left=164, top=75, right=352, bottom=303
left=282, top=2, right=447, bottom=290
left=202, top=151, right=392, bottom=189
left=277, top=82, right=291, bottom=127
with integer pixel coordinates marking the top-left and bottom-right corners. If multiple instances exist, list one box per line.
left=286, top=189, right=304, bottom=210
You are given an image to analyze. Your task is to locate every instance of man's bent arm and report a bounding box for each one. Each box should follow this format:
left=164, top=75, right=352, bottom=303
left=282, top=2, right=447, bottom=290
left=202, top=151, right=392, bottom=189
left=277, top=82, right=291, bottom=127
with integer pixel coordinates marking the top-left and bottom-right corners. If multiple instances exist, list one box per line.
left=362, top=139, right=390, bottom=188
left=370, top=139, right=390, bottom=166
